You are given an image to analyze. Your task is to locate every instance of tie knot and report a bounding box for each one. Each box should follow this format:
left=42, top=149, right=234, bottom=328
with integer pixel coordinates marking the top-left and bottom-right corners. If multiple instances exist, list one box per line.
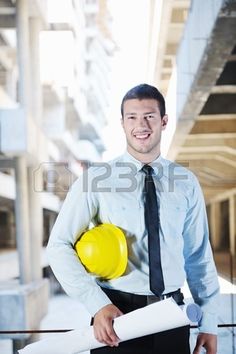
left=142, top=164, right=153, bottom=176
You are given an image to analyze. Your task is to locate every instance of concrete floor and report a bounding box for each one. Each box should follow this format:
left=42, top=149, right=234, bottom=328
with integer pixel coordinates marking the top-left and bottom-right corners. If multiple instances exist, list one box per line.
left=0, top=276, right=235, bottom=354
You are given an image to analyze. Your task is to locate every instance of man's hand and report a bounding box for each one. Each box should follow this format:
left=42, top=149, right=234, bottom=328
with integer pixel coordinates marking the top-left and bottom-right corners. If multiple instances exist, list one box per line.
left=93, top=304, right=123, bottom=347
left=193, top=333, right=217, bottom=354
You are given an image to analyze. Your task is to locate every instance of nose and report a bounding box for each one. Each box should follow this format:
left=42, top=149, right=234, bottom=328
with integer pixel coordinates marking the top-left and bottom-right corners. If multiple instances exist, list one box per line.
left=137, top=116, right=148, bottom=128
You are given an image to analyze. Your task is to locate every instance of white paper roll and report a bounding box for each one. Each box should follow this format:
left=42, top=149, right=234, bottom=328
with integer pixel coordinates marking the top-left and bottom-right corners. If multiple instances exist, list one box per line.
left=18, top=298, right=190, bottom=354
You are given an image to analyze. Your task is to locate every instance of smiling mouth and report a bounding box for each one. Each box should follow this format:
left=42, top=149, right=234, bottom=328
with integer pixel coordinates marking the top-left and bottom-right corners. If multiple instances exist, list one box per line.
left=133, top=133, right=151, bottom=140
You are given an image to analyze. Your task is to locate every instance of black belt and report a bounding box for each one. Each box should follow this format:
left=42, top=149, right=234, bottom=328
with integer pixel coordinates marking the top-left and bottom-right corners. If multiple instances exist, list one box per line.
left=101, top=287, right=184, bottom=306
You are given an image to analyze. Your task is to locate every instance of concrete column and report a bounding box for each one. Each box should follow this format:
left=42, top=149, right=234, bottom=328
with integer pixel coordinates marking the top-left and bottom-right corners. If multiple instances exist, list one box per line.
left=14, top=156, right=31, bottom=284
left=229, top=194, right=236, bottom=256
left=28, top=16, right=44, bottom=281
left=16, top=0, right=30, bottom=110
left=29, top=16, right=42, bottom=125
left=15, top=0, right=31, bottom=284
left=28, top=166, right=43, bottom=280
left=210, top=202, right=221, bottom=251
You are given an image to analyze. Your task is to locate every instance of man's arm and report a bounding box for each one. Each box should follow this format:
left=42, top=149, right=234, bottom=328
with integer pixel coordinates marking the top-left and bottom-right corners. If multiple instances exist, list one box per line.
left=183, top=173, right=220, bottom=353
left=93, top=304, right=123, bottom=346
left=47, top=168, right=126, bottom=346
left=47, top=173, right=112, bottom=317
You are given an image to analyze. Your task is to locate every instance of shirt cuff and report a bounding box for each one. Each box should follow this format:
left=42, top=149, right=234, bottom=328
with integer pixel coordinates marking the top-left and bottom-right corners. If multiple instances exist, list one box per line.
left=199, top=311, right=218, bottom=335
left=83, top=286, right=113, bottom=317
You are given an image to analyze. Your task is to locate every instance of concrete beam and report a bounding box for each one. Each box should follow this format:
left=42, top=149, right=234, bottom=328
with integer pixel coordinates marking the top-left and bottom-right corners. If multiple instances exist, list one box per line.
left=182, top=159, right=236, bottom=177
left=178, top=153, right=236, bottom=168
left=198, top=176, right=232, bottom=190
left=179, top=146, right=236, bottom=155
left=196, top=174, right=235, bottom=189
left=211, top=85, right=236, bottom=94
left=198, top=114, right=236, bottom=121
left=205, top=191, right=229, bottom=204
left=207, top=188, right=236, bottom=204
left=191, top=117, right=236, bottom=134
left=196, top=168, right=236, bottom=183
left=186, top=134, right=236, bottom=144
left=172, top=0, right=190, bottom=9
left=185, top=134, right=236, bottom=146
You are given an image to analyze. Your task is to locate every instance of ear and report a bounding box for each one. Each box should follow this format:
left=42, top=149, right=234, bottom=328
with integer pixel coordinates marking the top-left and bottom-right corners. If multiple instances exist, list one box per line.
left=161, top=115, right=168, bottom=130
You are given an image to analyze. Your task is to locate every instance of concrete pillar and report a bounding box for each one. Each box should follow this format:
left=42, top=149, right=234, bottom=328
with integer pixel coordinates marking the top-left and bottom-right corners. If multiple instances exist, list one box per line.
left=15, top=0, right=31, bottom=284
left=28, top=166, right=43, bottom=280
left=14, top=156, right=31, bottom=284
left=210, top=202, right=221, bottom=251
left=16, top=0, right=30, bottom=110
left=29, top=16, right=42, bottom=125
left=28, top=16, right=44, bottom=281
left=229, top=194, right=236, bottom=256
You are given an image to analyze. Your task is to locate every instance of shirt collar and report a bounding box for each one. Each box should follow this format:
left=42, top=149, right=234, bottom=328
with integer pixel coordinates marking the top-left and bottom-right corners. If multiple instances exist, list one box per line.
left=122, top=151, right=167, bottom=176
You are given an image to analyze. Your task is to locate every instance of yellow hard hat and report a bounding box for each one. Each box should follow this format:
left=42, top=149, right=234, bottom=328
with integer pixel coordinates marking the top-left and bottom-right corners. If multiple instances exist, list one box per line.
left=74, top=223, right=128, bottom=280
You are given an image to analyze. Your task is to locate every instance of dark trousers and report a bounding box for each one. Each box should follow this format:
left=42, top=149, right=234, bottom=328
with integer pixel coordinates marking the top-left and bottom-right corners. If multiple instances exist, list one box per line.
left=91, top=288, right=190, bottom=354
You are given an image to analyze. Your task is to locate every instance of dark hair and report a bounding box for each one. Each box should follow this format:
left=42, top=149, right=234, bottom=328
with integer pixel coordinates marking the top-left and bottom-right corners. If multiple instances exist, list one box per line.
left=121, top=83, right=166, bottom=118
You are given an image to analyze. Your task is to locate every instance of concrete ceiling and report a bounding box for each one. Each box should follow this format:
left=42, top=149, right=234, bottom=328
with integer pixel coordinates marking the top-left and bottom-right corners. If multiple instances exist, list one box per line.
left=149, top=0, right=236, bottom=204
left=148, top=0, right=190, bottom=95
left=176, top=46, right=236, bottom=203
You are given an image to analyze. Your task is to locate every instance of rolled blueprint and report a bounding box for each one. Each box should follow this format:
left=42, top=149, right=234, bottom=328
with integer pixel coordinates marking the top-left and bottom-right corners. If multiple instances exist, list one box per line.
left=19, top=298, right=193, bottom=354
left=182, top=302, right=202, bottom=323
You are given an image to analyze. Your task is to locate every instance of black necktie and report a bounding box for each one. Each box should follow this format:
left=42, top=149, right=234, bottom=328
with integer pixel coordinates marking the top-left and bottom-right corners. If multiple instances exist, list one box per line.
left=142, top=164, right=165, bottom=296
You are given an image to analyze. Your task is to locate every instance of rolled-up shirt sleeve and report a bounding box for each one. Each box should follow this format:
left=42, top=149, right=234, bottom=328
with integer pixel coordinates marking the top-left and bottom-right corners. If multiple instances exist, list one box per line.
left=47, top=170, right=112, bottom=317
left=183, top=173, right=220, bottom=334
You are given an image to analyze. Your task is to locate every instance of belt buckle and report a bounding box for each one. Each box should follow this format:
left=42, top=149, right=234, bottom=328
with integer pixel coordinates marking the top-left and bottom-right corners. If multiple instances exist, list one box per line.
left=146, top=295, right=161, bottom=305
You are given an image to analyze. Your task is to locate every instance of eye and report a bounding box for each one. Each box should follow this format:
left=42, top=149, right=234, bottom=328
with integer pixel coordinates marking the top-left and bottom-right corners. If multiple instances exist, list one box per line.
left=145, top=115, right=154, bottom=119
left=127, top=116, right=135, bottom=120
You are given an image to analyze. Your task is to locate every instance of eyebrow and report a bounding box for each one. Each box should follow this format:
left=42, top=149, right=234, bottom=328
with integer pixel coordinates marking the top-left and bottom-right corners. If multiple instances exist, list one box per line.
left=124, top=112, right=137, bottom=116
left=125, top=111, right=157, bottom=116
left=143, top=111, right=157, bottom=115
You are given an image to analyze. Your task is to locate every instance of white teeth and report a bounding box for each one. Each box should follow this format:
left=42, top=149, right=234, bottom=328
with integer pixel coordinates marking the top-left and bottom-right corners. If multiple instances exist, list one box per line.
left=134, top=133, right=149, bottom=139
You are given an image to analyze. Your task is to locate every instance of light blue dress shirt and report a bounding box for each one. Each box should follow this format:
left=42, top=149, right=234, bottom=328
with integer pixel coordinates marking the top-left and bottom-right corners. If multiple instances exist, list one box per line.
left=47, top=152, right=219, bottom=334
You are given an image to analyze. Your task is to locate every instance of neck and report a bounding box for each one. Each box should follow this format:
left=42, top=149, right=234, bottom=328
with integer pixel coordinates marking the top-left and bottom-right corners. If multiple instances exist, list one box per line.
left=127, top=148, right=161, bottom=164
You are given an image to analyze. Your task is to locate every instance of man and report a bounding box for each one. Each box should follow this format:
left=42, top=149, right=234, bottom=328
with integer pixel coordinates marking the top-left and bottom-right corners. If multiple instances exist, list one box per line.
left=47, top=84, right=219, bottom=354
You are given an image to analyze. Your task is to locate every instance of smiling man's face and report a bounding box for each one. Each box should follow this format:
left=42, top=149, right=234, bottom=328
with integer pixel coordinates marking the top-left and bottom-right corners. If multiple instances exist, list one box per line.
left=121, top=98, right=168, bottom=163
